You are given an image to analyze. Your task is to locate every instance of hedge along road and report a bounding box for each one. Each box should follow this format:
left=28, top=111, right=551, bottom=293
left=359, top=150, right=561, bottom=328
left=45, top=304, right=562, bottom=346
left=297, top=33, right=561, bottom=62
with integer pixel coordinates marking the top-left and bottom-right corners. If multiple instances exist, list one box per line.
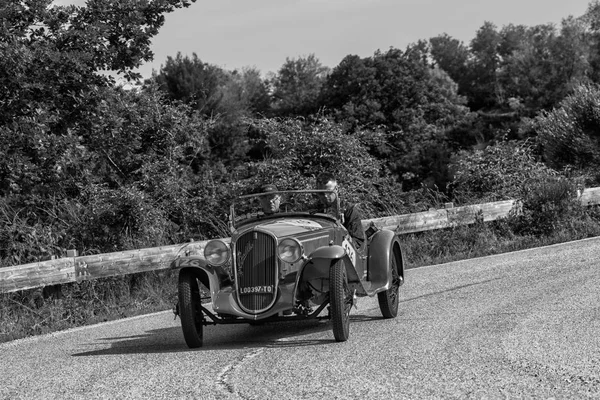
left=1, top=238, right=599, bottom=399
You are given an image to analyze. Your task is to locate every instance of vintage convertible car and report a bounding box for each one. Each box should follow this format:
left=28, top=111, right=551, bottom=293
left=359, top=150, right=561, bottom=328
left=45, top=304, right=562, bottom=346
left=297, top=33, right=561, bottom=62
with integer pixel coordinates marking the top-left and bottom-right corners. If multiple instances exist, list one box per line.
left=172, top=189, right=405, bottom=348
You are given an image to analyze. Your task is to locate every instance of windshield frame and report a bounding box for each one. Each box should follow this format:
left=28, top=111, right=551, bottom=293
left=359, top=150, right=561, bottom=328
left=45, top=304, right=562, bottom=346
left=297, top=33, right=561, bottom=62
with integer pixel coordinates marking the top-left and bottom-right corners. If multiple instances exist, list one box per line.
left=229, top=189, right=341, bottom=231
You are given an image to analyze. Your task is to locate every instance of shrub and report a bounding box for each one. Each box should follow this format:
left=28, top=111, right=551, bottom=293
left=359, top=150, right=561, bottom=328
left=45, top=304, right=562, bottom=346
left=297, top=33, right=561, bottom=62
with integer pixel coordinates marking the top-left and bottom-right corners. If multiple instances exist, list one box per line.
left=0, top=199, right=70, bottom=266
left=72, top=185, right=173, bottom=253
left=533, top=83, right=600, bottom=172
left=508, top=177, right=584, bottom=236
left=449, top=140, right=557, bottom=203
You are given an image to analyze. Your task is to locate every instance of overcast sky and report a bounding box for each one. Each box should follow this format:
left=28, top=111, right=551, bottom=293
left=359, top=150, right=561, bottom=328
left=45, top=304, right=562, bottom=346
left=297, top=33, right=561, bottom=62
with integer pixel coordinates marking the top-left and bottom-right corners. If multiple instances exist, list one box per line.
left=54, top=0, right=593, bottom=79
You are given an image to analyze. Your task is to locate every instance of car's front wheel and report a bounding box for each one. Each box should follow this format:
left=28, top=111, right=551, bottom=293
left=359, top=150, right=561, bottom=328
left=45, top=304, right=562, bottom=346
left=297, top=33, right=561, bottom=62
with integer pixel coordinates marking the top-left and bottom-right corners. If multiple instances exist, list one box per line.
left=329, top=259, right=351, bottom=342
left=178, top=269, right=204, bottom=348
left=377, top=244, right=402, bottom=318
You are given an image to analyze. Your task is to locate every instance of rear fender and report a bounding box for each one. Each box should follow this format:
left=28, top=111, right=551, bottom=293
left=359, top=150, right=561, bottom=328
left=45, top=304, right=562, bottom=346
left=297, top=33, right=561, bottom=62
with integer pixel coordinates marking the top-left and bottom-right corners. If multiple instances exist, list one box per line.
left=172, top=256, right=231, bottom=301
left=368, top=229, right=405, bottom=289
left=301, top=245, right=360, bottom=283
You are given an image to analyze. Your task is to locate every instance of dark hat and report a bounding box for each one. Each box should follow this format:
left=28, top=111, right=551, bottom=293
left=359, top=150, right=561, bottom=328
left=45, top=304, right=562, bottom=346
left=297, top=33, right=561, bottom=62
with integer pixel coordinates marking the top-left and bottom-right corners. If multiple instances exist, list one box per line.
left=260, top=184, right=278, bottom=192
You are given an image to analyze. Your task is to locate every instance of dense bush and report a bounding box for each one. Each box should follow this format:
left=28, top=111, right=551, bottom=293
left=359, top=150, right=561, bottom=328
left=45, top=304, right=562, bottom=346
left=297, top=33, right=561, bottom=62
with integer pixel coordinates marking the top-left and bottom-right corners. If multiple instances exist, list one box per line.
left=449, top=140, right=557, bottom=203
left=533, top=84, right=600, bottom=177
left=0, top=200, right=69, bottom=266
left=508, top=177, right=588, bottom=236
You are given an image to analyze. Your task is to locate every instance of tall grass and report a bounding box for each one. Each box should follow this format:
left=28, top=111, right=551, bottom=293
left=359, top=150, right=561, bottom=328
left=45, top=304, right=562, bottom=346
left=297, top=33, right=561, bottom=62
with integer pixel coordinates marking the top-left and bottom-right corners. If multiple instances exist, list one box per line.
left=0, top=271, right=178, bottom=343
left=404, top=208, right=600, bottom=268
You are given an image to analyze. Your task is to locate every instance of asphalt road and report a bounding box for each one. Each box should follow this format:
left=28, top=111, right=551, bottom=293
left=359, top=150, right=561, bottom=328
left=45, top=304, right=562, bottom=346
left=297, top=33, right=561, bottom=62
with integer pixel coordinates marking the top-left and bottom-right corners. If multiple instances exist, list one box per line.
left=1, top=237, right=599, bottom=399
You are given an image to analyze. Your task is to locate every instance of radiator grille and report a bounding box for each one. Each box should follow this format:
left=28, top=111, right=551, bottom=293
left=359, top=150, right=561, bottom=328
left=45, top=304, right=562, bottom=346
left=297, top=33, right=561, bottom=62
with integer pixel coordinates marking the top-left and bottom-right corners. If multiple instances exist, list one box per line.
left=235, top=230, right=277, bottom=313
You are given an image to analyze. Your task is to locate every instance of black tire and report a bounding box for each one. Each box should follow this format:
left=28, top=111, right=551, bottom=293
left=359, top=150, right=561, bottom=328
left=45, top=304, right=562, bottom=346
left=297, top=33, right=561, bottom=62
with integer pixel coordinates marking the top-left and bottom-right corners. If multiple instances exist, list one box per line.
left=178, top=269, right=204, bottom=348
left=329, top=259, right=351, bottom=342
left=377, top=244, right=401, bottom=319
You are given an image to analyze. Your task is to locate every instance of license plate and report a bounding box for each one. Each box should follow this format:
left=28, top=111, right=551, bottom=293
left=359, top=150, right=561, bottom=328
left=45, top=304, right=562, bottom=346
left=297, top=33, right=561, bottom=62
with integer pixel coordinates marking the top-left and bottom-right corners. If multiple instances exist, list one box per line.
left=239, top=285, right=274, bottom=294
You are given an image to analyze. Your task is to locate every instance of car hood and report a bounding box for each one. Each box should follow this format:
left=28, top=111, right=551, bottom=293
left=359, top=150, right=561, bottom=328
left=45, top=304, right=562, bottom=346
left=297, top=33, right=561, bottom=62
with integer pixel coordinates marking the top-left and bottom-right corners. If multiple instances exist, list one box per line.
left=244, top=218, right=330, bottom=238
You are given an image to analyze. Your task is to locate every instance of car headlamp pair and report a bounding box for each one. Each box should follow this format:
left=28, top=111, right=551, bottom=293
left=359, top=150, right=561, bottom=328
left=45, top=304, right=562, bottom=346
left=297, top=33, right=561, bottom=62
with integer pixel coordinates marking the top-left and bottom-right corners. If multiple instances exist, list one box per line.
left=204, top=238, right=304, bottom=265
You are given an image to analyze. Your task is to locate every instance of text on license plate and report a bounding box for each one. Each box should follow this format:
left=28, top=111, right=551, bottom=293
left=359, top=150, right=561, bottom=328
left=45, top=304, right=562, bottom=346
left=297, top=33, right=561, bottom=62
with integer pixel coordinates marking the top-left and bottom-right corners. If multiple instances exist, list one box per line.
left=239, top=285, right=274, bottom=294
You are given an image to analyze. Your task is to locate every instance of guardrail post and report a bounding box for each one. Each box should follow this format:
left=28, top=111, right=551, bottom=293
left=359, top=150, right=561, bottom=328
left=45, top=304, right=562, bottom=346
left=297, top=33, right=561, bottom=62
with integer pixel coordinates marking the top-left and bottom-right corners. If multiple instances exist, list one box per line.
left=42, top=254, right=64, bottom=301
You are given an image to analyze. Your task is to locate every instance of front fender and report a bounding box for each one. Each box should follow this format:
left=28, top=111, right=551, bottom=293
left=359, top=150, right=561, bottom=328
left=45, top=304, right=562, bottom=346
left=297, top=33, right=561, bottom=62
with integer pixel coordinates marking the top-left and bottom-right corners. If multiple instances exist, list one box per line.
left=302, top=245, right=360, bottom=283
left=368, top=229, right=404, bottom=289
left=311, top=245, right=345, bottom=260
left=171, top=256, right=232, bottom=301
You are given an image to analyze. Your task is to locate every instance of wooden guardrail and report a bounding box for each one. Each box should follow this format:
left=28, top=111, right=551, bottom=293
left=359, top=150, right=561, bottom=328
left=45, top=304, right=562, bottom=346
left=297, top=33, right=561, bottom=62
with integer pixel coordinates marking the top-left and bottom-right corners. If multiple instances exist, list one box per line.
left=1, top=187, right=600, bottom=294
left=364, top=199, right=518, bottom=234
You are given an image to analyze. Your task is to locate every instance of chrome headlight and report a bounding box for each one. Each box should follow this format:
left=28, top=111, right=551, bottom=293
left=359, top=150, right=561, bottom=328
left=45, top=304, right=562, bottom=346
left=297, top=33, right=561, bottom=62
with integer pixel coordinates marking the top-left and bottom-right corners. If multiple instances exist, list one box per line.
left=277, top=238, right=303, bottom=263
left=204, top=240, right=230, bottom=265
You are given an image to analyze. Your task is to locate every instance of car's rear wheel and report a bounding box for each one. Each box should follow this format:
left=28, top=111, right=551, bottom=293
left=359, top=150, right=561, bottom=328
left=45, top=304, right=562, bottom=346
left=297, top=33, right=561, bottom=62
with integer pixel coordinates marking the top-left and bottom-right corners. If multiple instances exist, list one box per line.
left=178, top=269, right=204, bottom=348
left=377, top=244, right=402, bottom=318
left=330, top=259, right=351, bottom=342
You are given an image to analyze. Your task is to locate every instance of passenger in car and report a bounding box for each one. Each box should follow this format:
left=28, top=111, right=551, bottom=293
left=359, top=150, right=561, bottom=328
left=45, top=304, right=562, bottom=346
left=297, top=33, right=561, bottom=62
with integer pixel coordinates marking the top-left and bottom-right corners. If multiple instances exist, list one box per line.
left=258, top=184, right=282, bottom=215
left=315, top=173, right=366, bottom=250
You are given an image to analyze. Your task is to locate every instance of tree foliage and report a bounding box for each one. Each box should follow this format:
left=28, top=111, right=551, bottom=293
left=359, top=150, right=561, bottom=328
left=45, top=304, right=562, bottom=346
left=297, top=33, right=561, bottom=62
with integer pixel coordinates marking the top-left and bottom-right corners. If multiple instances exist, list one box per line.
left=152, top=53, right=226, bottom=112
left=320, top=46, right=472, bottom=189
left=270, top=54, right=329, bottom=117
left=150, top=53, right=274, bottom=165
left=0, top=0, right=215, bottom=263
left=0, top=0, right=199, bottom=197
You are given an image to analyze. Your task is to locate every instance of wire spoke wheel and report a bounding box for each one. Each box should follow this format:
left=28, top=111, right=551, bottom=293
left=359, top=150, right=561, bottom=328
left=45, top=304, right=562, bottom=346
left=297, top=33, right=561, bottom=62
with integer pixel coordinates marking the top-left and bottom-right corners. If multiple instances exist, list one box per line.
left=377, top=244, right=401, bottom=319
left=178, top=269, right=204, bottom=348
left=330, top=259, right=351, bottom=342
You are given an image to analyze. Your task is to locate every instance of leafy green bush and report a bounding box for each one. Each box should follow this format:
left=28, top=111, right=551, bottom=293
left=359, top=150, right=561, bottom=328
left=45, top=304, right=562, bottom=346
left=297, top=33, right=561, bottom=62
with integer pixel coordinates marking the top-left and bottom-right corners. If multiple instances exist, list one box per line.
left=0, top=199, right=72, bottom=266
left=533, top=83, right=600, bottom=175
left=508, top=177, right=586, bottom=236
left=449, top=140, right=557, bottom=203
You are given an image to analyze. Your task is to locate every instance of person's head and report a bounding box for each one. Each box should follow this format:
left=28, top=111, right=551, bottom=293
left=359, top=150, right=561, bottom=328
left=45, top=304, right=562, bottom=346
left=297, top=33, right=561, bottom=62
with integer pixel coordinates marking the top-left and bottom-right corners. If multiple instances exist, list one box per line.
left=258, top=184, right=281, bottom=214
left=316, top=173, right=338, bottom=206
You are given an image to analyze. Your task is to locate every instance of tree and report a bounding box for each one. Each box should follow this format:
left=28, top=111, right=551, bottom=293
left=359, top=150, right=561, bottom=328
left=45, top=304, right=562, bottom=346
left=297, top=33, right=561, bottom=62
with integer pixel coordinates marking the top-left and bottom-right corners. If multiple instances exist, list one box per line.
left=582, top=0, right=600, bottom=83
left=0, top=0, right=199, bottom=185
left=0, top=0, right=210, bottom=261
left=466, top=21, right=502, bottom=110
left=429, top=34, right=470, bottom=96
left=1, top=0, right=196, bottom=80
left=270, top=54, right=329, bottom=116
left=497, top=23, right=581, bottom=113
left=151, top=54, right=275, bottom=165
left=152, top=53, right=228, bottom=115
left=319, top=47, right=471, bottom=189
left=234, top=67, right=271, bottom=116
left=555, top=16, right=590, bottom=89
